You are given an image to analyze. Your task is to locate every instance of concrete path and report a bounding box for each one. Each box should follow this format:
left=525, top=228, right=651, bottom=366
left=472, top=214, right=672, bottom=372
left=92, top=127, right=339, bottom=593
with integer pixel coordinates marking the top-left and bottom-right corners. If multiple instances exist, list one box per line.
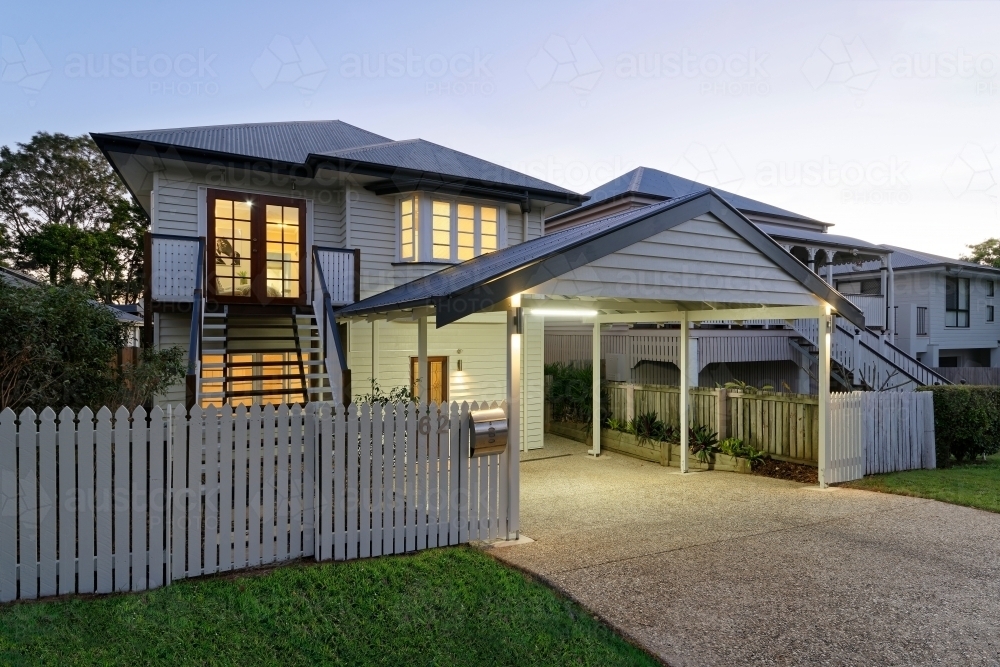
left=489, top=435, right=1000, bottom=666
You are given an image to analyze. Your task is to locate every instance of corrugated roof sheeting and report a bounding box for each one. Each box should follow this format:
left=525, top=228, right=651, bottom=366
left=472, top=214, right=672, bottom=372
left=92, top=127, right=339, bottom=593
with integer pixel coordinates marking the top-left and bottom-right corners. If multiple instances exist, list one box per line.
left=108, top=120, right=394, bottom=164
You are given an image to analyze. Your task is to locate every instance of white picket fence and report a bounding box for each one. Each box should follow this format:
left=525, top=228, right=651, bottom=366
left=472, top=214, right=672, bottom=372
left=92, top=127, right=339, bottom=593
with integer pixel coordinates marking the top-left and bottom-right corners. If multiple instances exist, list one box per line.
left=0, top=400, right=509, bottom=603
left=828, top=391, right=936, bottom=484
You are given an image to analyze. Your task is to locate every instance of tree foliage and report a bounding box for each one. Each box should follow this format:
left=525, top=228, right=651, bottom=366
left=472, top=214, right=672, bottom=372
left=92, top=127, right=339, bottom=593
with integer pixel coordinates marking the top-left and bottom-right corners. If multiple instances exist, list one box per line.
left=0, top=281, right=183, bottom=412
left=960, top=237, right=1000, bottom=269
left=0, top=132, right=146, bottom=303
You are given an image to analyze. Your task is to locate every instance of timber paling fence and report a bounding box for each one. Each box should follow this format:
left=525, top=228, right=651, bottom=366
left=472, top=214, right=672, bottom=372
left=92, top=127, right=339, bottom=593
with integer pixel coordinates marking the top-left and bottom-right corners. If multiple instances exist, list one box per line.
left=0, top=400, right=510, bottom=603
left=601, top=383, right=935, bottom=480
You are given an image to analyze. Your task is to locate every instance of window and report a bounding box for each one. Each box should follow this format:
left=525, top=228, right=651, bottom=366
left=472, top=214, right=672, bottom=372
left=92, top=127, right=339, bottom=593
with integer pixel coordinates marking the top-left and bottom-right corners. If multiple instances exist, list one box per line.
left=399, top=195, right=502, bottom=262
left=265, top=204, right=300, bottom=299
left=432, top=201, right=452, bottom=260
left=989, top=280, right=996, bottom=297
left=400, top=195, right=418, bottom=260
left=989, top=305, right=995, bottom=322
left=917, top=307, right=928, bottom=335
left=946, top=276, right=970, bottom=327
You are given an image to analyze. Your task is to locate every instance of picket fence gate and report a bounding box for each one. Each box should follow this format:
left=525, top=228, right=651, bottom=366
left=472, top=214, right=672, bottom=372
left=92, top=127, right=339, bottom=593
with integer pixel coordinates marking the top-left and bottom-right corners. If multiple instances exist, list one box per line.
left=0, top=400, right=509, bottom=603
left=827, top=391, right=936, bottom=484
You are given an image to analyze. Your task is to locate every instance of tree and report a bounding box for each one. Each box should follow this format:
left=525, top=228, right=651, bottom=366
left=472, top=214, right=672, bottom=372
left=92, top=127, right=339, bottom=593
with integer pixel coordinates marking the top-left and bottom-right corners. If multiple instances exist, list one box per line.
left=0, top=132, right=147, bottom=303
left=0, top=281, right=183, bottom=412
left=960, top=237, right=1000, bottom=269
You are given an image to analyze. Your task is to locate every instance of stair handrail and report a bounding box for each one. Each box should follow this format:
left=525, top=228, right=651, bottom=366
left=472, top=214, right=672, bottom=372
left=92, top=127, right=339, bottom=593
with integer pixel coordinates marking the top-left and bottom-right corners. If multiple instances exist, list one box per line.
left=184, top=236, right=206, bottom=409
left=836, top=322, right=951, bottom=385
left=312, top=246, right=351, bottom=403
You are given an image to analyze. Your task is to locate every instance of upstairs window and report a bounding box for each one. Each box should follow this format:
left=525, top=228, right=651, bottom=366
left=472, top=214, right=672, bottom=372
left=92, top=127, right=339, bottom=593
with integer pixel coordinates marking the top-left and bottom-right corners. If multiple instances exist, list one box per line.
left=946, top=276, right=970, bottom=328
left=399, top=195, right=502, bottom=262
left=988, top=280, right=995, bottom=297
left=400, top=196, right=418, bottom=261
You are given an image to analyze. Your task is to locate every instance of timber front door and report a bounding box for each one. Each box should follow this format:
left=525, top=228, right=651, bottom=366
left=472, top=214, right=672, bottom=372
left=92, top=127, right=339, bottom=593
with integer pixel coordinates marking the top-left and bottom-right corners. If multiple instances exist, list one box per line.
left=208, top=189, right=305, bottom=304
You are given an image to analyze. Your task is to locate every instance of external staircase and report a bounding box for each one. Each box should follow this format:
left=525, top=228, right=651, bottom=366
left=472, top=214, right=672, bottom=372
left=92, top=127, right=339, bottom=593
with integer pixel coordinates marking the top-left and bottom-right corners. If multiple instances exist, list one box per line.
left=198, top=307, right=334, bottom=407
left=790, top=318, right=950, bottom=391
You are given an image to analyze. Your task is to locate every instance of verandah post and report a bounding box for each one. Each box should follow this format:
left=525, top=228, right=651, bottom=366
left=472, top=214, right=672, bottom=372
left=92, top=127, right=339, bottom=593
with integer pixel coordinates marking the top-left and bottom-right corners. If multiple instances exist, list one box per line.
left=506, top=296, right=522, bottom=539
left=590, top=319, right=601, bottom=457
left=679, top=313, right=689, bottom=473
left=817, top=306, right=832, bottom=487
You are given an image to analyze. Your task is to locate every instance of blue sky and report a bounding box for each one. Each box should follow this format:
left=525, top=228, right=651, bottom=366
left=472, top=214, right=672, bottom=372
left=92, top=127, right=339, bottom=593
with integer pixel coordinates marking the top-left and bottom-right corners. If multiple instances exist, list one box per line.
left=3, top=0, right=998, bottom=258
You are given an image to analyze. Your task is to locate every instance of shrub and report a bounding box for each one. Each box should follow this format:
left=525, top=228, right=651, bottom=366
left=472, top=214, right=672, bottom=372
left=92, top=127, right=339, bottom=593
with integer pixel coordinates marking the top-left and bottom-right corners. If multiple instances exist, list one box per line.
left=918, top=385, right=1000, bottom=464
left=0, top=281, right=183, bottom=411
left=689, top=425, right=720, bottom=463
left=545, top=362, right=609, bottom=424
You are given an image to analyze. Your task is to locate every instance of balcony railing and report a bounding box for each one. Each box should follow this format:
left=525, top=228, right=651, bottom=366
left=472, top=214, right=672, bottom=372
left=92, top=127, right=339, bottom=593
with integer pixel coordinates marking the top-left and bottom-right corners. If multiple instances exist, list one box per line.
left=843, top=294, right=885, bottom=328
left=148, top=233, right=203, bottom=303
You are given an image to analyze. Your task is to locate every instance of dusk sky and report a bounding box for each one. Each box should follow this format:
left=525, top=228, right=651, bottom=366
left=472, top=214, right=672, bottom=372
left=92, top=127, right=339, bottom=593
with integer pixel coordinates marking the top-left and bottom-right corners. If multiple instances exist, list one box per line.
left=3, top=0, right=998, bottom=258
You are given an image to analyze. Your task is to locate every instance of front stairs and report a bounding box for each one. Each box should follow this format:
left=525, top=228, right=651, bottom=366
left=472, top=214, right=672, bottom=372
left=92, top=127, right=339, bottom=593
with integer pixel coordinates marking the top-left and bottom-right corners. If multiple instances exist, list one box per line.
left=198, top=307, right=334, bottom=407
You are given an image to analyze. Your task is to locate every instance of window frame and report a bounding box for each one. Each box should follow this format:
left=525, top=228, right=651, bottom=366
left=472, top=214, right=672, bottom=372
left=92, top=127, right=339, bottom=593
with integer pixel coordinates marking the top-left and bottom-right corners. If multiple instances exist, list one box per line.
left=397, top=193, right=505, bottom=263
left=945, top=276, right=970, bottom=328
left=988, top=305, right=995, bottom=323
left=207, top=188, right=306, bottom=305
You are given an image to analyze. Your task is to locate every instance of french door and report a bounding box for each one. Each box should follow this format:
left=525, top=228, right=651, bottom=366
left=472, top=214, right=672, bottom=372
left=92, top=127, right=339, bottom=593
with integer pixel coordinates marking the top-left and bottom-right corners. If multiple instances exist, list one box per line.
left=208, top=189, right=305, bottom=304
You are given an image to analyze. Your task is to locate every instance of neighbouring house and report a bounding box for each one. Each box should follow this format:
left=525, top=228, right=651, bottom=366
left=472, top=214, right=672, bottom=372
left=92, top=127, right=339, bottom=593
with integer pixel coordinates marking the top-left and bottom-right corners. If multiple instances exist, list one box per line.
left=544, top=166, right=986, bottom=390
left=833, top=246, right=1000, bottom=375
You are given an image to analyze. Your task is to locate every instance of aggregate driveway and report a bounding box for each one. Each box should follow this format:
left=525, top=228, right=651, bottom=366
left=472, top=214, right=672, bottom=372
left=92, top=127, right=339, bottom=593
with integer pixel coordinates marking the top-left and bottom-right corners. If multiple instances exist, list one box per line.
left=488, top=435, right=1000, bottom=667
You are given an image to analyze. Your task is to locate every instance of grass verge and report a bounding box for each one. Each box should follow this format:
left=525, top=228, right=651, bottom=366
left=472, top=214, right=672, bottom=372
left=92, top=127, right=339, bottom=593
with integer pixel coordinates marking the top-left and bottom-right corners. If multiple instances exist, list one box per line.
left=845, top=453, right=1000, bottom=513
left=0, top=546, right=657, bottom=667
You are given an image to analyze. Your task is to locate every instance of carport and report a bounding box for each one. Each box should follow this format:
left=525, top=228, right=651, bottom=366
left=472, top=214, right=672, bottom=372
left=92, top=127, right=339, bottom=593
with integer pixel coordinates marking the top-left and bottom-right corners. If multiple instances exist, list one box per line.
left=334, top=189, right=866, bottom=539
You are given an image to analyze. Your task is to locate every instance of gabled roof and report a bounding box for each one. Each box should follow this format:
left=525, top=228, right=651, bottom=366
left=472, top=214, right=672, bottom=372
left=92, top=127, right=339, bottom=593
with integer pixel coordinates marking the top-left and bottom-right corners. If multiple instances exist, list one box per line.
left=549, top=166, right=821, bottom=225
left=337, top=189, right=864, bottom=328
left=833, top=244, right=1000, bottom=275
left=91, top=120, right=586, bottom=204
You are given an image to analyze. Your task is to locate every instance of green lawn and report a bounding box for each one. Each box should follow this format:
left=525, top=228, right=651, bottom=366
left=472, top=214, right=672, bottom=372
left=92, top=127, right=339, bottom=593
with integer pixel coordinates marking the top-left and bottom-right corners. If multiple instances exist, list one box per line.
left=846, top=453, right=1000, bottom=513
left=0, top=546, right=655, bottom=667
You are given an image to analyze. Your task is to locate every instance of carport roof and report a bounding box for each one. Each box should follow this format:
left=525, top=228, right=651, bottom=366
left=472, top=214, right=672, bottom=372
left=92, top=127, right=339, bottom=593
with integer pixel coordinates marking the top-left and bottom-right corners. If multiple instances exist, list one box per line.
left=337, top=189, right=865, bottom=328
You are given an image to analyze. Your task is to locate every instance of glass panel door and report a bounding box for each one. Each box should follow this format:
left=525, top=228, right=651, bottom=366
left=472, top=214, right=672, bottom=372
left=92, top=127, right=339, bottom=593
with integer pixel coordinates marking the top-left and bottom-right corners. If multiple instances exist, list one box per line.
left=265, top=204, right=301, bottom=300
left=211, top=195, right=254, bottom=299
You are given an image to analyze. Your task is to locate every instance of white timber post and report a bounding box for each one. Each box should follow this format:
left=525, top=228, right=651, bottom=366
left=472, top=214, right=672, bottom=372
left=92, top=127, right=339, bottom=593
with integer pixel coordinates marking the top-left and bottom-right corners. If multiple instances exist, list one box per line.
left=886, top=253, right=895, bottom=340
left=679, top=313, right=690, bottom=473
left=818, top=307, right=832, bottom=488
left=807, top=247, right=818, bottom=273
left=417, top=316, right=427, bottom=404
left=371, top=320, right=380, bottom=389
left=825, top=251, right=835, bottom=285
left=506, top=295, right=522, bottom=539
left=590, top=319, right=601, bottom=456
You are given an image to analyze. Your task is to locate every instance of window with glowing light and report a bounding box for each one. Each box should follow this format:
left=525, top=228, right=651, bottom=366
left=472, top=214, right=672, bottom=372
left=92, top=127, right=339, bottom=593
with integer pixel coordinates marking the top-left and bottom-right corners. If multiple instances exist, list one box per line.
left=399, top=195, right=502, bottom=262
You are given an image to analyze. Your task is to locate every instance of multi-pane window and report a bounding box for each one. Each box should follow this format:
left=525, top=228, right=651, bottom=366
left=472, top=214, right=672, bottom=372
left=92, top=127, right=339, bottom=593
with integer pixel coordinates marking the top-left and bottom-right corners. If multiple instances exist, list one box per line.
left=213, top=199, right=253, bottom=296
left=265, top=204, right=301, bottom=298
left=400, top=196, right=418, bottom=260
left=946, top=276, right=970, bottom=328
left=432, top=201, right=452, bottom=260
left=400, top=196, right=502, bottom=262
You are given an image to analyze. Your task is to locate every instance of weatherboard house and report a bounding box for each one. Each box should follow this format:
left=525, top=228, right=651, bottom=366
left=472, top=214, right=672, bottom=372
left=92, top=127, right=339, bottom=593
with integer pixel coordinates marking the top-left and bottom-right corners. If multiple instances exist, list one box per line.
left=95, top=119, right=919, bottom=485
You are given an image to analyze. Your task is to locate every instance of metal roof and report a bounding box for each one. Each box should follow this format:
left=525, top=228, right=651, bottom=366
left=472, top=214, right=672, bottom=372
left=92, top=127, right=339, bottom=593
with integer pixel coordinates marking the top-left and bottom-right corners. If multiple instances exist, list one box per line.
left=100, top=120, right=391, bottom=165
left=93, top=120, right=584, bottom=202
left=756, top=224, right=887, bottom=254
left=337, top=189, right=865, bottom=328
left=553, top=166, right=821, bottom=224
left=833, top=244, right=1000, bottom=275
left=317, top=138, right=580, bottom=195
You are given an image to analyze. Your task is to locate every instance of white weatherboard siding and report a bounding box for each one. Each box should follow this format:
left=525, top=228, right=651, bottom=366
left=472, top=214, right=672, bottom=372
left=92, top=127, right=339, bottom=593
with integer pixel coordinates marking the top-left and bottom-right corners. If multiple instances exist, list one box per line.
left=155, top=312, right=191, bottom=407
left=527, top=215, right=821, bottom=306
left=347, top=313, right=543, bottom=450
left=348, top=188, right=396, bottom=297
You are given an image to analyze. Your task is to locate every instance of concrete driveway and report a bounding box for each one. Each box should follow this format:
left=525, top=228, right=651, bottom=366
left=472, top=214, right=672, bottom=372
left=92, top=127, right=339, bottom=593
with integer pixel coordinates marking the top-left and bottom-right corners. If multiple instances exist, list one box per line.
left=488, top=435, right=1000, bottom=667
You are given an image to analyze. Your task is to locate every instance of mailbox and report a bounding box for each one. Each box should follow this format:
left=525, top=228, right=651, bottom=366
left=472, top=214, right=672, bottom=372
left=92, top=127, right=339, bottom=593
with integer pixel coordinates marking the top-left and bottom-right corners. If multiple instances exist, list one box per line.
left=469, top=407, right=508, bottom=457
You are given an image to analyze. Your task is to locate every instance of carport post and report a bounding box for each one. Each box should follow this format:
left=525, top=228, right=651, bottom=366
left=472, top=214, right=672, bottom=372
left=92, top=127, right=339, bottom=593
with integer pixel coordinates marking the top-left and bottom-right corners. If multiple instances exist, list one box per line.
left=817, top=307, right=832, bottom=488
left=679, top=312, right=689, bottom=473
left=417, top=316, right=427, bottom=403
left=590, top=320, right=601, bottom=456
left=506, top=296, right=522, bottom=538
